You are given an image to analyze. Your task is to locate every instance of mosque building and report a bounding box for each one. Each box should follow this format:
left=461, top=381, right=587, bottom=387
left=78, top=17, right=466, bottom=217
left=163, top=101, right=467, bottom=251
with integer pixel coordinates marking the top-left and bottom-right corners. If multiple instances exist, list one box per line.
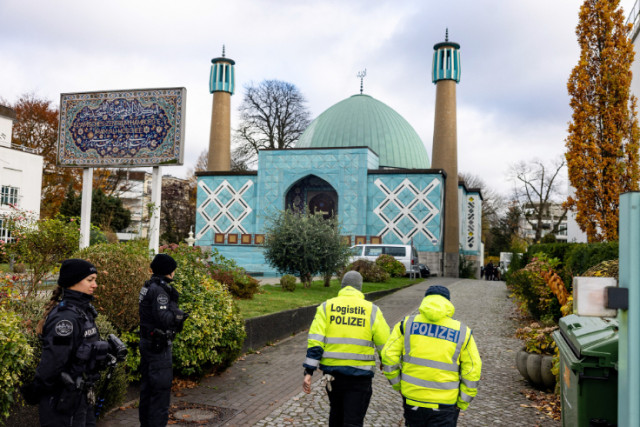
left=195, top=35, right=482, bottom=277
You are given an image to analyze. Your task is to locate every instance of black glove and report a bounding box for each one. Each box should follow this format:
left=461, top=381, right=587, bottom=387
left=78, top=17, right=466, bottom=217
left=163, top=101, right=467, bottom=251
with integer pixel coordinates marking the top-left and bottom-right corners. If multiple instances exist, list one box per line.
left=174, top=309, right=188, bottom=332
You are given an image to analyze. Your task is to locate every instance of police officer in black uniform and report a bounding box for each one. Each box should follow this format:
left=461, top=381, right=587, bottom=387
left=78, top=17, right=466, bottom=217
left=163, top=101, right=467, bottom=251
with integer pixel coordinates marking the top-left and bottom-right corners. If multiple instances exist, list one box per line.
left=29, top=258, right=108, bottom=426
left=138, top=253, right=187, bottom=427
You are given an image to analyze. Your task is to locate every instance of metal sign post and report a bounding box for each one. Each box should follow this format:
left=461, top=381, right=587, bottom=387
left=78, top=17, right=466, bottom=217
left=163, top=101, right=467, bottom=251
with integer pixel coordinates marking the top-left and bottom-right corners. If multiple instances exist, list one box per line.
left=618, top=192, right=640, bottom=426
left=148, top=166, right=162, bottom=255
left=79, top=168, right=93, bottom=249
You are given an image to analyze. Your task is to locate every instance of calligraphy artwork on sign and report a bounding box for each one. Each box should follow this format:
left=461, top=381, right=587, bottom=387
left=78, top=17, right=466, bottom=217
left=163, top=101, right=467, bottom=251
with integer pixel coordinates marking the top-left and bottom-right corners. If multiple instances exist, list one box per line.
left=57, top=88, right=186, bottom=167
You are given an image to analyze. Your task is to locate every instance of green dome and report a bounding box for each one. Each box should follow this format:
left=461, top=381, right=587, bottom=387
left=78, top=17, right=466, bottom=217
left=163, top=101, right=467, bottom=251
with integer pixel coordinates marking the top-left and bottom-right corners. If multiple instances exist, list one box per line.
left=296, top=94, right=430, bottom=169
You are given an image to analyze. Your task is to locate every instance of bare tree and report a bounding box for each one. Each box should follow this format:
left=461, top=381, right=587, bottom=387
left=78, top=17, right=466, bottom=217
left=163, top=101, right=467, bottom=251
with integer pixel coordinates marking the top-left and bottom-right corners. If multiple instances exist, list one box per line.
left=233, top=80, right=311, bottom=164
left=510, top=157, right=567, bottom=242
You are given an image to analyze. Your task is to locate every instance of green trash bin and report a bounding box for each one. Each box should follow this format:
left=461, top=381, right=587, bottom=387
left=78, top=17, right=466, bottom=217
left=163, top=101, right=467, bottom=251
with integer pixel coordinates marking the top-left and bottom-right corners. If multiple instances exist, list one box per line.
left=552, top=314, right=618, bottom=427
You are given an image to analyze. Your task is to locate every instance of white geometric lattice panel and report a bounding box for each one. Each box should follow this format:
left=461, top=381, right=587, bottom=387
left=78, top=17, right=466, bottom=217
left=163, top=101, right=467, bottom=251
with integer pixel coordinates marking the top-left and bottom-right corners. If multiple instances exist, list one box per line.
left=373, top=178, right=440, bottom=244
left=197, top=179, right=253, bottom=239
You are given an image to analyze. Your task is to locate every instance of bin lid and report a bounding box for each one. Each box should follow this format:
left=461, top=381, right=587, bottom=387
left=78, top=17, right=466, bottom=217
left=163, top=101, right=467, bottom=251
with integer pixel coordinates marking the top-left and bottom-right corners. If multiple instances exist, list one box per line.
left=558, top=314, right=618, bottom=366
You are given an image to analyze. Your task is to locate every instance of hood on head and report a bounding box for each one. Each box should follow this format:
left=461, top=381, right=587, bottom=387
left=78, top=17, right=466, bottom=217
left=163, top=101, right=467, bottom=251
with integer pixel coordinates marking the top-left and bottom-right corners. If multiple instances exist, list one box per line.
left=419, top=294, right=454, bottom=322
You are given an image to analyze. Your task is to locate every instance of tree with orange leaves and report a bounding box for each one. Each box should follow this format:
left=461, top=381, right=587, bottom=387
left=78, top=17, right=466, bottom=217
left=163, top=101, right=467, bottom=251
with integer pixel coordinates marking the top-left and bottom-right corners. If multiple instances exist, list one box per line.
left=566, top=0, right=640, bottom=242
left=10, top=93, right=82, bottom=218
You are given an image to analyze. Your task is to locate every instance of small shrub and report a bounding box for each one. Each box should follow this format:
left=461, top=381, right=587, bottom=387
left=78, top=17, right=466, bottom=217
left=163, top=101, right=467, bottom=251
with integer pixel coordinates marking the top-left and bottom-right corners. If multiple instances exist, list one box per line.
left=515, top=322, right=558, bottom=355
left=162, top=245, right=246, bottom=377
left=12, top=263, right=26, bottom=274
left=75, top=240, right=150, bottom=333
left=458, top=253, right=476, bottom=279
left=344, top=260, right=389, bottom=283
left=375, top=254, right=405, bottom=277
left=280, top=274, right=297, bottom=292
left=0, top=308, right=34, bottom=421
left=209, top=266, right=260, bottom=299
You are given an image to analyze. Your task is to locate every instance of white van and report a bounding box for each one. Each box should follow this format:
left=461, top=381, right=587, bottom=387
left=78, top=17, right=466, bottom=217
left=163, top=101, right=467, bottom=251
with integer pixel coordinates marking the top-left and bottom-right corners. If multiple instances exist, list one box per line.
left=349, top=244, right=419, bottom=275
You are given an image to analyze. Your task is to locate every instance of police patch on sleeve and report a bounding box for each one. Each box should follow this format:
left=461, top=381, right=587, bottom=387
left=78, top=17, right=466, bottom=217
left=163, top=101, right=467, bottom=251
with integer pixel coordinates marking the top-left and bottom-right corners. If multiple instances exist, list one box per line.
left=55, top=320, right=74, bottom=336
left=157, top=293, right=169, bottom=305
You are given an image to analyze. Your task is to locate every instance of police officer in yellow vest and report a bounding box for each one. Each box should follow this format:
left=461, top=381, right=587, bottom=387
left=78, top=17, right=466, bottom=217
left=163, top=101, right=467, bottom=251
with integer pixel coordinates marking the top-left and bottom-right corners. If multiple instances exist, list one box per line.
left=382, top=285, right=481, bottom=427
left=302, top=271, right=390, bottom=427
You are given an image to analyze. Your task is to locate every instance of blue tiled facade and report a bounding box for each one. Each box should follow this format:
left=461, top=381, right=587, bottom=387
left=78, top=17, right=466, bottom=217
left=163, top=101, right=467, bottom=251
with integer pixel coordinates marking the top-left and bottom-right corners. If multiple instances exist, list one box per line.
left=195, top=147, right=480, bottom=275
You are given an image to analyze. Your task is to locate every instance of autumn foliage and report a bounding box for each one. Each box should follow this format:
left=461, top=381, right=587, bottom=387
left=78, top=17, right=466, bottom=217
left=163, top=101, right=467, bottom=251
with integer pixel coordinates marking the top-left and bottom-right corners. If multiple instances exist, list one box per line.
left=11, top=94, right=82, bottom=218
left=565, top=0, right=640, bottom=241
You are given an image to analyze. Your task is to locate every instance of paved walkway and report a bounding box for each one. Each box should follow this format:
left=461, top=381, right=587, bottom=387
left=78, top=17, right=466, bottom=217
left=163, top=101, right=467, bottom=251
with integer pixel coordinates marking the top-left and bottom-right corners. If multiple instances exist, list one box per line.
left=100, top=278, right=559, bottom=426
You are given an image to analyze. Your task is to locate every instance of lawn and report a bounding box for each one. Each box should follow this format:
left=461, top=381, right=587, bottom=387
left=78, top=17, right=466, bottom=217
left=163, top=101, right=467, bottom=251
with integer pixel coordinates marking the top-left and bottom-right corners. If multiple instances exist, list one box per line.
left=235, top=276, right=423, bottom=319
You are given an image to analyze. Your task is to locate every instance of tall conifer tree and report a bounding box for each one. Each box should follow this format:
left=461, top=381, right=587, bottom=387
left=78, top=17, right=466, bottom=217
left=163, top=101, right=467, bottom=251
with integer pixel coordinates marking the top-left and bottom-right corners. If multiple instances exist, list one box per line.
left=566, top=0, right=640, bottom=241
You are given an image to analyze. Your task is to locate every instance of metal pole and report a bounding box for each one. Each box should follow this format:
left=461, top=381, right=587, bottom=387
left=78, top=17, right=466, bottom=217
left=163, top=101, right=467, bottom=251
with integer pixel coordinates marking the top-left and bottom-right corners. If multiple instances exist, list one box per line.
left=618, top=192, right=640, bottom=426
left=148, top=166, right=162, bottom=255
left=79, top=168, right=93, bottom=249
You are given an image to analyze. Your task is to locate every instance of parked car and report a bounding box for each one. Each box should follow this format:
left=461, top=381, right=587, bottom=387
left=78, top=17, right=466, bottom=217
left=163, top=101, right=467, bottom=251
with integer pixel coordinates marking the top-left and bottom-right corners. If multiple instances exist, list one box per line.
left=418, top=263, right=430, bottom=278
left=349, top=244, right=419, bottom=275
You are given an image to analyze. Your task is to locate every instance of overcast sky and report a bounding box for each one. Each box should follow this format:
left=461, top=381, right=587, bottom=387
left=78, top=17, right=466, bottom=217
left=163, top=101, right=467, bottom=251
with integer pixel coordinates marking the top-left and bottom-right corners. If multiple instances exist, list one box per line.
left=1, top=0, right=637, bottom=198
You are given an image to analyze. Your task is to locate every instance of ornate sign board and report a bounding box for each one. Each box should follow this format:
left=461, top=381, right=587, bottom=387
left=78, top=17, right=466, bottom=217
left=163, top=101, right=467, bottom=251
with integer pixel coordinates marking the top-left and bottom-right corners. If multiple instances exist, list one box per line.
left=57, top=87, right=186, bottom=167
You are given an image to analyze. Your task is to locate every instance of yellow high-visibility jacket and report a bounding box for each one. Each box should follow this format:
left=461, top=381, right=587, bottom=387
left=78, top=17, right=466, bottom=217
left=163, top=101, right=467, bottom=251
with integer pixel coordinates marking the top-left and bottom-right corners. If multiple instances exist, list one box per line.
left=303, top=286, right=390, bottom=377
left=381, top=294, right=481, bottom=409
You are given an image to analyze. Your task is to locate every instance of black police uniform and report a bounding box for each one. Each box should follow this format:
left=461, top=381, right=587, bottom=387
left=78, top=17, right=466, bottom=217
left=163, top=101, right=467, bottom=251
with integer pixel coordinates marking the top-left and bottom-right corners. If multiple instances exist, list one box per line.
left=138, top=274, right=186, bottom=427
left=34, top=289, right=107, bottom=427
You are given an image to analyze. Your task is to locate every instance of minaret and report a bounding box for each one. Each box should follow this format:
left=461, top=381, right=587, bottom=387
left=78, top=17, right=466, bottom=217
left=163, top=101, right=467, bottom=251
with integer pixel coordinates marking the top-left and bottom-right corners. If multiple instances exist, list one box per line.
left=207, top=46, right=235, bottom=171
left=431, top=30, right=461, bottom=277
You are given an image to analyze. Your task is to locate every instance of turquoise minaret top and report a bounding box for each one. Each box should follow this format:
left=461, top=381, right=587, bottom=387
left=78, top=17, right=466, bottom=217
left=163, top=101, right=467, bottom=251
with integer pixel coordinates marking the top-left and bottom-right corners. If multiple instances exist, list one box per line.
left=209, top=46, right=235, bottom=94
left=432, top=30, right=461, bottom=83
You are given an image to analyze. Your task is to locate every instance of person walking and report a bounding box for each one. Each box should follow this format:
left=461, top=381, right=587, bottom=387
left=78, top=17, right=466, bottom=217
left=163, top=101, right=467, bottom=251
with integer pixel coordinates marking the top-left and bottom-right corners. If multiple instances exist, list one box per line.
left=138, top=254, right=188, bottom=427
left=381, top=285, right=482, bottom=427
left=302, top=271, right=390, bottom=427
left=26, top=259, right=109, bottom=426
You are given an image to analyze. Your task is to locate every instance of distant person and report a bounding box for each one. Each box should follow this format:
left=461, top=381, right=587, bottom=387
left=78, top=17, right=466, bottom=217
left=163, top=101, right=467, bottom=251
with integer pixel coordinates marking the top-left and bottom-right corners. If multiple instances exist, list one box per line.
left=480, top=265, right=484, bottom=279
left=485, top=262, right=494, bottom=281
left=138, top=254, right=188, bottom=427
left=302, top=271, right=390, bottom=427
left=381, top=286, right=482, bottom=427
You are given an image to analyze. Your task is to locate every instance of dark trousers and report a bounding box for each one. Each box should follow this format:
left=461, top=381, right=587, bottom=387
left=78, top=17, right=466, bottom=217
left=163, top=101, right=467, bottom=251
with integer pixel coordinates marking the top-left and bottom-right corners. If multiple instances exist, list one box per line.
left=403, top=401, right=460, bottom=427
left=139, top=338, right=173, bottom=427
left=39, top=392, right=96, bottom=427
left=325, top=374, right=372, bottom=427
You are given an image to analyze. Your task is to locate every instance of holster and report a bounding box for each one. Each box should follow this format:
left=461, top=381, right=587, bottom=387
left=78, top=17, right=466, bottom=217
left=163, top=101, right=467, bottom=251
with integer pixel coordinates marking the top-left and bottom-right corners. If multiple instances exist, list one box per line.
left=55, top=373, right=83, bottom=415
left=149, top=328, right=170, bottom=353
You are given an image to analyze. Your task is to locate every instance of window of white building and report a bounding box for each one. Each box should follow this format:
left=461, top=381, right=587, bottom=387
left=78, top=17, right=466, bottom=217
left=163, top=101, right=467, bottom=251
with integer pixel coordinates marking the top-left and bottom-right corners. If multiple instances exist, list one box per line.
left=1, top=186, right=19, bottom=206
left=0, top=218, right=12, bottom=243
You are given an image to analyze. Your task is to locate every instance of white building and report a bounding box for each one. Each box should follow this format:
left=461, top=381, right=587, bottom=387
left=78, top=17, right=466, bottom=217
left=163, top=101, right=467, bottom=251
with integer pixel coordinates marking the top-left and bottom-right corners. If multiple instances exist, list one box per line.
left=519, top=202, right=569, bottom=242
left=0, top=105, right=44, bottom=242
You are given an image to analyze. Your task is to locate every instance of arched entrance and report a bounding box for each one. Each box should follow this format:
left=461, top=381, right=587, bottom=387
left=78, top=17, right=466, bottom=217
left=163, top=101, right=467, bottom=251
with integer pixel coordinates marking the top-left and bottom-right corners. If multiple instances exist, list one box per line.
left=285, top=175, right=338, bottom=219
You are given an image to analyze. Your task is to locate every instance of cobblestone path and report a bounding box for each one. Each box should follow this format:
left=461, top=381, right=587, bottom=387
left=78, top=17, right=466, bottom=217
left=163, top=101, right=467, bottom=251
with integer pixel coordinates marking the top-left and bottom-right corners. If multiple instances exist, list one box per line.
left=100, top=278, right=560, bottom=426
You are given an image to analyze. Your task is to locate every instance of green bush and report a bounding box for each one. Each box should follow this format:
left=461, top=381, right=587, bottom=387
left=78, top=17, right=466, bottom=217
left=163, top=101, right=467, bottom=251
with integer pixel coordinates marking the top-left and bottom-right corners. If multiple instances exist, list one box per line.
left=375, top=254, right=405, bottom=277
left=161, top=245, right=246, bottom=377
left=458, top=253, right=476, bottom=279
left=506, top=254, right=562, bottom=321
left=565, top=242, right=618, bottom=277
left=208, top=248, right=260, bottom=299
left=0, top=308, right=33, bottom=421
left=280, top=274, right=297, bottom=292
left=75, top=240, right=150, bottom=333
left=344, top=260, right=389, bottom=283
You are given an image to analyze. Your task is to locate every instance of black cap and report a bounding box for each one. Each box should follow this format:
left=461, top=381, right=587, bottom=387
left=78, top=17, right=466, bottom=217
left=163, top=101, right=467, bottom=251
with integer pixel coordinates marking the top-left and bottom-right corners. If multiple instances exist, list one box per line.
left=58, top=259, right=97, bottom=288
left=424, top=285, right=450, bottom=301
left=150, top=254, right=177, bottom=276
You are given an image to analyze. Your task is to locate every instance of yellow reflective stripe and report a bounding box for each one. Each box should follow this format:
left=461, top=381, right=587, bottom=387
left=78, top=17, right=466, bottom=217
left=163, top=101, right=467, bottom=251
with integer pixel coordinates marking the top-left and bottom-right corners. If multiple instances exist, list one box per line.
left=383, top=364, right=400, bottom=372
left=461, top=378, right=479, bottom=388
left=403, top=355, right=458, bottom=372
left=305, top=357, right=319, bottom=367
left=308, top=333, right=326, bottom=343
left=346, top=364, right=375, bottom=372
left=325, top=337, right=374, bottom=347
left=404, top=315, right=417, bottom=355
left=451, top=324, right=467, bottom=363
left=322, top=351, right=375, bottom=361
left=401, top=373, right=460, bottom=390
left=460, top=391, right=474, bottom=402
left=370, top=305, right=377, bottom=328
